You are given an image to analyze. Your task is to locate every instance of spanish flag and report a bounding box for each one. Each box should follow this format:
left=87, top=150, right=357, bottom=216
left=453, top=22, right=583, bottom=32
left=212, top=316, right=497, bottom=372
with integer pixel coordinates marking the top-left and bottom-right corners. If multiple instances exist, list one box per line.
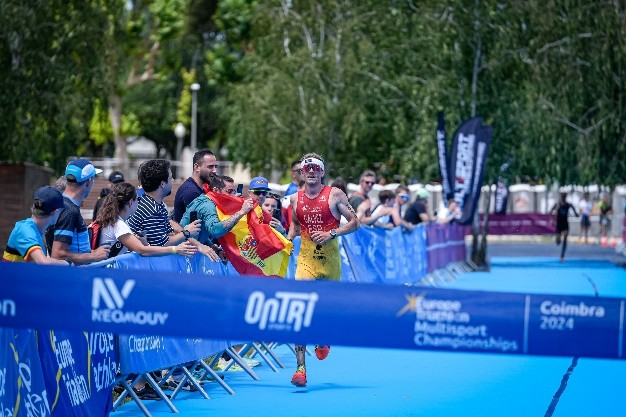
left=205, top=188, right=292, bottom=277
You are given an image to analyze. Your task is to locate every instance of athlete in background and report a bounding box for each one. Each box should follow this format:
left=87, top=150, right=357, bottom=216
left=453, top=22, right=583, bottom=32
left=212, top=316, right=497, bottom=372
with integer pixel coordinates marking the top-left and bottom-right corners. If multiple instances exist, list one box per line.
left=287, top=153, right=360, bottom=387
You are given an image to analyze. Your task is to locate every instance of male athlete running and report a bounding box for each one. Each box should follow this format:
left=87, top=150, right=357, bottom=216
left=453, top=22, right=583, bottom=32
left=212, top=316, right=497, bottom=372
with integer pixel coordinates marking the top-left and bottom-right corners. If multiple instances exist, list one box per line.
left=287, top=153, right=360, bottom=387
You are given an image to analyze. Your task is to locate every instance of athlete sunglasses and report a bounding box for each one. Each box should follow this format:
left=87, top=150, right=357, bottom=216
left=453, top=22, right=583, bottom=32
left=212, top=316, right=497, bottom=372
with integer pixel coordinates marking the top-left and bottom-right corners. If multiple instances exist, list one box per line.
left=302, top=163, right=323, bottom=173
left=251, top=190, right=268, bottom=196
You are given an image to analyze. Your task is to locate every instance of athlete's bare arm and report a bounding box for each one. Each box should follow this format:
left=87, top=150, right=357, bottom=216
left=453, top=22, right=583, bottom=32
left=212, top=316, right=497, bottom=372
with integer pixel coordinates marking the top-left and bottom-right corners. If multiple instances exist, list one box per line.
left=287, top=193, right=300, bottom=241
left=333, top=188, right=360, bottom=236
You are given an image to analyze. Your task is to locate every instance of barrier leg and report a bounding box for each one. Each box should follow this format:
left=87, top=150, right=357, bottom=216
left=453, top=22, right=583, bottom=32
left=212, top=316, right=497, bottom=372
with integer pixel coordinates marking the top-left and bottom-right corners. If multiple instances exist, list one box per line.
left=197, top=360, right=235, bottom=395
left=144, top=372, right=179, bottom=413
left=226, top=347, right=260, bottom=380
left=256, top=341, right=286, bottom=369
left=114, top=377, right=153, bottom=417
left=247, top=342, right=280, bottom=372
left=180, top=365, right=210, bottom=399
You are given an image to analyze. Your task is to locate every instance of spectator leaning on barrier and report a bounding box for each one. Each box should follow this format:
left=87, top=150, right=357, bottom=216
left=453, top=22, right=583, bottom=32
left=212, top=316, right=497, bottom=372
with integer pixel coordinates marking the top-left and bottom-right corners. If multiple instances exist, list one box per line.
left=95, top=182, right=197, bottom=258
left=51, top=159, right=111, bottom=265
left=92, top=170, right=125, bottom=220
left=391, top=186, right=414, bottom=232
left=3, top=186, right=70, bottom=265
left=404, top=188, right=433, bottom=225
left=173, top=149, right=218, bottom=223
left=437, top=198, right=461, bottom=225
left=179, top=174, right=255, bottom=248
left=369, top=190, right=395, bottom=229
left=128, top=159, right=202, bottom=247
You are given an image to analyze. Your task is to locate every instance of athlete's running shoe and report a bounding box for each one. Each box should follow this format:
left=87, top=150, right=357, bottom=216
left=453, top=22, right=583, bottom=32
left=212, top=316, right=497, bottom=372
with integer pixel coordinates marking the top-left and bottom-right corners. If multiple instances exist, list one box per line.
left=315, top=345, right=330, bottom=360
left=291, top=365, right=307, bottom=387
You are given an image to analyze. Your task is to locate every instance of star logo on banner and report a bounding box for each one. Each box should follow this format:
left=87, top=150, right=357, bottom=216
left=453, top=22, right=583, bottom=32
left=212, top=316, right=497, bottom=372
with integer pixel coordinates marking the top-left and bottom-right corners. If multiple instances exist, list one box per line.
left=396, top=292, right=426, bottom=317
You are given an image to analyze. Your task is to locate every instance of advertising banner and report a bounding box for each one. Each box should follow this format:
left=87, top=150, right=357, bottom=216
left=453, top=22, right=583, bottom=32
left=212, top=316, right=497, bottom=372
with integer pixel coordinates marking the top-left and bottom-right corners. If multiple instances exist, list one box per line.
left=37, top=330, right=114, bottom=417
left=436, top=112, right=453, bottom=200
left=480, top=214, right=555, bottom=235
left=1, top=262, right=625, bottom=360
left=117, top=336, right=228, bottom=375
left=448, top=117, right=493, bottom=225
left=0, top=328, right=50, bottom=417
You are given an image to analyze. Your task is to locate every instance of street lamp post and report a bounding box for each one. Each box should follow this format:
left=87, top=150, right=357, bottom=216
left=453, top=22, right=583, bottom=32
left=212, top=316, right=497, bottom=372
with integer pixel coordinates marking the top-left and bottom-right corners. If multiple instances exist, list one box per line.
left=190, top=83, right=200, bottom=153
left=174, top=122, right=186, bottom=178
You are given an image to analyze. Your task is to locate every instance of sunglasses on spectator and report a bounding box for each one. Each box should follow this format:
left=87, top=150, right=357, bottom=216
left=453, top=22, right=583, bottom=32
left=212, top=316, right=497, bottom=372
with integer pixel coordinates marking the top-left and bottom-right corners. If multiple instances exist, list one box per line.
left=363, top=180, right=375, bottom=185
left=251, top=190, right=268, bottom=196
left=225, top=189, right=237, bottom=195
left=399, top=194, right=410, bottom=200
left=301, top=164, right=323, bottom=172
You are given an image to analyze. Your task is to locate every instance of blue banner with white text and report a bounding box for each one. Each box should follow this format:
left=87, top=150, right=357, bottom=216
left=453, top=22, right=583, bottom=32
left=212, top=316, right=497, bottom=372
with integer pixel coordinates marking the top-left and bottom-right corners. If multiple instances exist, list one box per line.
left=117, top=335, right=228, bottom=375
left=0, top=328, right=50, bottom=417
left=1, top=262, right=625, bottom=360
left=341, top=225, right=428, bottom=284
left=37, top=330, right=114, bottom=417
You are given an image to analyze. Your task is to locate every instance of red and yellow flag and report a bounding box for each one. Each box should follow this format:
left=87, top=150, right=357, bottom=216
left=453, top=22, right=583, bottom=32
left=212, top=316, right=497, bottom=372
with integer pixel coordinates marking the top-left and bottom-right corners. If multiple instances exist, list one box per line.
left=205, top=189, right=292, bottom=277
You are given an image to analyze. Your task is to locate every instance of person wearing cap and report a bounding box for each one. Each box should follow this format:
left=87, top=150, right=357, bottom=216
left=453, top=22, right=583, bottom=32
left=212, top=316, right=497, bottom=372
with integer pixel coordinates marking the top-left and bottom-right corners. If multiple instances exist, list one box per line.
left=3, top=186, right=70, bottom=265
left=404, top=188, right=434, bottom=225
left=286, top=152, right=360, bottom=388
left=51, top=159, right=111, bottom=264
left=247, top=176, right=270, bottom=204
left=173, top=149, right=218, bottom=223
left=92, top=170, right=126, bottom=220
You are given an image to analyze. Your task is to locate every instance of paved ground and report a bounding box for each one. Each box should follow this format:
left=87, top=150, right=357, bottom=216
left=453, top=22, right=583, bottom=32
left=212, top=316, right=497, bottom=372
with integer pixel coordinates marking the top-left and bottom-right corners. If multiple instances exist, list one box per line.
left=483, top=238, right=626, bottom=265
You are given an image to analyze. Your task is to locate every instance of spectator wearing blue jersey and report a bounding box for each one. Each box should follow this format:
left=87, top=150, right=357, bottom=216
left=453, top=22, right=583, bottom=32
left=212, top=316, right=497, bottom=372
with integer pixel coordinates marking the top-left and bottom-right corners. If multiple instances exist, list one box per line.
left=128, top=159, right=201, bottom=247
left=51, top=159, right=110, bottom=264
left=3, top=186, right=70, bottom=265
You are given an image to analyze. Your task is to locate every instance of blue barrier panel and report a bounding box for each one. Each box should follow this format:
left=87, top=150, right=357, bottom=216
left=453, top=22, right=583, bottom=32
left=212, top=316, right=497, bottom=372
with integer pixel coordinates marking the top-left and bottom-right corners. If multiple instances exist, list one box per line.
left=341, top=225, right=428, bottom=284
left=0, top=328, right=50, bottom=417
left=37, top=330, right=114, bottom=417
left=117, top=335, right=228, bottom=375
left=1, top=262, right=625, bottom=360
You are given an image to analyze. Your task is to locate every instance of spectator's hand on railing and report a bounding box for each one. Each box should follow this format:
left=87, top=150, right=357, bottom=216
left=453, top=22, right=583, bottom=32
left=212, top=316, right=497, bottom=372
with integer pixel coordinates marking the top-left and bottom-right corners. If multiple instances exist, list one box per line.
left=175, top=241, right=198, bottom=258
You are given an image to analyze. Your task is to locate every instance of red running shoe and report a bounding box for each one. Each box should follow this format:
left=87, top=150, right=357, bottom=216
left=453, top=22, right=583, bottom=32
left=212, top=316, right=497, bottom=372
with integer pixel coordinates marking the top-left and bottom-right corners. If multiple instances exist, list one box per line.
left=315, top=345, right=330, bottom=360
left=291, top=365, right=307, bottom=387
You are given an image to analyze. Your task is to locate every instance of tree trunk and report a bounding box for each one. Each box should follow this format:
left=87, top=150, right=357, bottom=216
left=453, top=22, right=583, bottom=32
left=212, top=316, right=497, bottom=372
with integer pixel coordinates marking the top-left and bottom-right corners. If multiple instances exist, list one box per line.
left=109, top=94, right=129, bottom=173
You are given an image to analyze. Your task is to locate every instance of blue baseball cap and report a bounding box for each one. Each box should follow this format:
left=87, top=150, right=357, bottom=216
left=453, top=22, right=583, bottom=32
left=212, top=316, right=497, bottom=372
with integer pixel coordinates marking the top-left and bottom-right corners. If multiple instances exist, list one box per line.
left=249, top=176, right=270, bottom=191
left=65, top=159, right=102, bottom=183
left=33, top=186, right=65, bottom=214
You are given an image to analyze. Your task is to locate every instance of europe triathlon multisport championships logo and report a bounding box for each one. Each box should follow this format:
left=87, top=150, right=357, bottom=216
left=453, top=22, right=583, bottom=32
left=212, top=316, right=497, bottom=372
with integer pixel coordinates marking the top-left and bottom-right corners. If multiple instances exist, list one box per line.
left=91, top=278, right=168, bottom=325
left=244, top=291, right=318, bottom=331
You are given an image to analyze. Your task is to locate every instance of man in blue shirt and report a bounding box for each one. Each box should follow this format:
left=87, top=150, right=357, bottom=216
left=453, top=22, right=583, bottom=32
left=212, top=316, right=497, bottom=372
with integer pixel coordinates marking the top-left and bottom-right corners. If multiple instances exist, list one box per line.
left=173, top=149, right=218, bottom=222
left=284, top=160, right=302, bottom=196
left=51, top=159, right=111, bottom=264
left=3, top=186, right=70, bottom=265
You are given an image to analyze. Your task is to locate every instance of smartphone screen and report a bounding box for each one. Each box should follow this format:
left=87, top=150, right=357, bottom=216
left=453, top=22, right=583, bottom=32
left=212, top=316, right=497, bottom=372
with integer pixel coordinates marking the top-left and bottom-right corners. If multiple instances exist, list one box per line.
left=236, top=184, right=244, bottom=196
left=190, top=211, right=198, bottom=222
